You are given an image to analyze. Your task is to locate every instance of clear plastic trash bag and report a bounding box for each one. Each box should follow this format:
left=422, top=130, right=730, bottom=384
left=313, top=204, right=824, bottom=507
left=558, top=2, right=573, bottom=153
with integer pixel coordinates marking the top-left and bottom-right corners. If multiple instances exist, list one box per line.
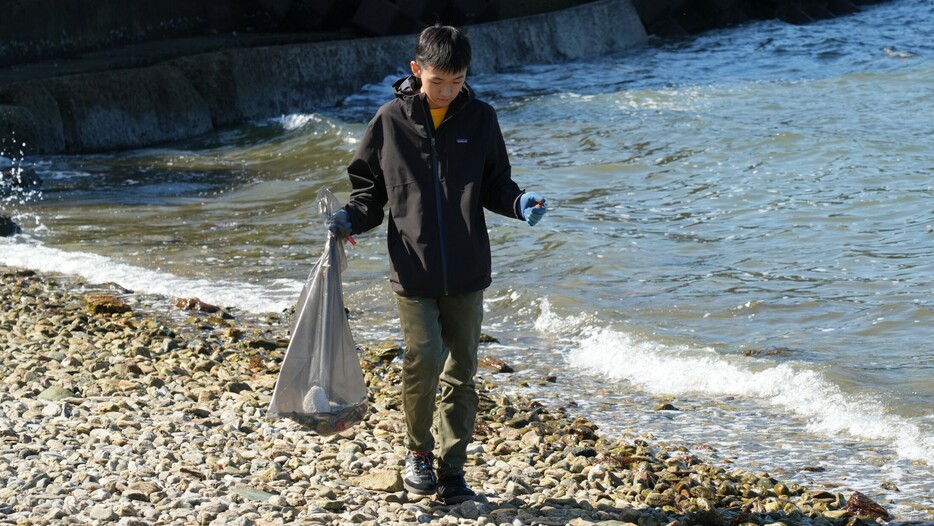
left=266, top=188, right=368, bottom=435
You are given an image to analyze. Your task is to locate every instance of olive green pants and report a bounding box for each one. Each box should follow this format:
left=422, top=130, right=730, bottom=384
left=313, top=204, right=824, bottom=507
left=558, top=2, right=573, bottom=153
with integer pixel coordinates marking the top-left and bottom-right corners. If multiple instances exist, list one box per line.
left=396, top=290, right=482, bottom=476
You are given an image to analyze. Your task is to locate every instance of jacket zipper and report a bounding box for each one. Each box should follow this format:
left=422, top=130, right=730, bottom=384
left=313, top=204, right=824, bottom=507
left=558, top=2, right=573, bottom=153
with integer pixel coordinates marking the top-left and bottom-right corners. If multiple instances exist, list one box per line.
left=424, top=105, right=449, bottom=295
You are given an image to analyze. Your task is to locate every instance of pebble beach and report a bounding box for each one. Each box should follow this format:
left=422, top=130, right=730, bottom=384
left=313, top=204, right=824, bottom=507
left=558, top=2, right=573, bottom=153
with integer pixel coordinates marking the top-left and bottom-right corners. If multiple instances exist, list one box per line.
left=0, top=265, right=901, bottom=526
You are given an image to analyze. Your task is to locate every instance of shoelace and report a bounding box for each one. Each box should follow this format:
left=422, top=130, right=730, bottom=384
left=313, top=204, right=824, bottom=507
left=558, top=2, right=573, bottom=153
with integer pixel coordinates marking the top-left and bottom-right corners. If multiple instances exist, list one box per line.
left=411, top=453, right=433, bottom=475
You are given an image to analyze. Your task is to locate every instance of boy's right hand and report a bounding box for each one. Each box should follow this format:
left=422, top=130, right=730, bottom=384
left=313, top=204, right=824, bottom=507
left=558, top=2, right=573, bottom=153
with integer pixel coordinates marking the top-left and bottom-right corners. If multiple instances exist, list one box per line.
left=327, top=210, right=352, bottom=237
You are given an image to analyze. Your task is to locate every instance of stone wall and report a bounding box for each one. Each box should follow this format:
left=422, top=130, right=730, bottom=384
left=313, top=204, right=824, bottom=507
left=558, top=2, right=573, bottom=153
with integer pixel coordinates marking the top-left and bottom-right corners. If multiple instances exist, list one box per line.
left=0, top=0, right=646, bottom=154
left=1, top=0, right=216, bottom=68
left=0, top=0, right=594, bottom=68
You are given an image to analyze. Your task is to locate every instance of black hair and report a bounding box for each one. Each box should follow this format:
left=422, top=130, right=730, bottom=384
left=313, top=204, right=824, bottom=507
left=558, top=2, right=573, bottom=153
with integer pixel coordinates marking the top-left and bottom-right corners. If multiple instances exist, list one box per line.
left=415, top=23, right=471, bottom=73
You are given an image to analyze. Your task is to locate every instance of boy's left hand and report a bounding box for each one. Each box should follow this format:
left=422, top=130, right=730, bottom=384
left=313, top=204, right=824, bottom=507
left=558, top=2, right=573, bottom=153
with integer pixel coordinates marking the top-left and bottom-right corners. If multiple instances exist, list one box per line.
left=520, top=192, right=547, bottom=226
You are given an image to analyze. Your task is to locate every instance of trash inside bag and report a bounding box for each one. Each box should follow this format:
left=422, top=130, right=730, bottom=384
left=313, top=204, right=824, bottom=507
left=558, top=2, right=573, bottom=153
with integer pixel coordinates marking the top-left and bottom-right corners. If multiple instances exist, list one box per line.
left=266, top=188, right=368, bottom=435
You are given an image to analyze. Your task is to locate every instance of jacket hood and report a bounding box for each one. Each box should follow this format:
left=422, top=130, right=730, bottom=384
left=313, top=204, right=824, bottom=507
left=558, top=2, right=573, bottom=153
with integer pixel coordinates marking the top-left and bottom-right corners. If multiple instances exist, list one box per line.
left=392, top=75, right=422, bottom=99
left=392, top=75, right=474, bottom=113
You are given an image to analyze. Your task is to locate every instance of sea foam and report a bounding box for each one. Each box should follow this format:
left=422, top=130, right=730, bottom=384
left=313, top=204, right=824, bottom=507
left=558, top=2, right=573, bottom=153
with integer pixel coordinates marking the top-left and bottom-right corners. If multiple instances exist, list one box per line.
left=536, top=299, right=934, bottom=466
left=0, top=240, right=298, bottom=315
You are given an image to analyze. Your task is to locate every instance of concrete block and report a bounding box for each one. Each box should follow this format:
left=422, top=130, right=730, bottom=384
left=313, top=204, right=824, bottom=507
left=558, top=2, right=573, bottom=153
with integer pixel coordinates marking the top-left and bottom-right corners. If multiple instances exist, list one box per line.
left=204, top=3, right=244, bottom=32
left=285, top=0, right=360, bottom=30
left=0, top=106, right=43, bottom=156
left=171, top=52, right=244, bottom=128
left=0, top=83, right=65, bottom=154
left=630, top=0, right=670, bottom=26
left=444, top=0, right=494, bottom=25
left=485, top=0, right=594, bottom=20
left=827, top=0, right=860, bottom=15
left=43, top=64, right=213, bottom=153
left=776, top=5, right=814, bottom=24
left=214, top=37, right=412, bottom=121
left=0, top=0, right=651, bottom=154
left=467, top=0, right=647, bottom=73
left=352, top=0, right=421, bottom=36
left=396, top=0, right=445, bottom=19
left=709, top=0, right=743, bottom=11
left=805, top=3, right=841, bottom=19
left=256, top=0, right=294, bottom=19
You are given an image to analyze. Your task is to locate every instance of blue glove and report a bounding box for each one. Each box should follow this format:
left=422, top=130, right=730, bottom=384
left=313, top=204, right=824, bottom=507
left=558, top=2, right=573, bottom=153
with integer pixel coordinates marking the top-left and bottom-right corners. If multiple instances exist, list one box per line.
left=519, top=192, right=547, bottom=226
left=327, top=210, right=352, bottom=237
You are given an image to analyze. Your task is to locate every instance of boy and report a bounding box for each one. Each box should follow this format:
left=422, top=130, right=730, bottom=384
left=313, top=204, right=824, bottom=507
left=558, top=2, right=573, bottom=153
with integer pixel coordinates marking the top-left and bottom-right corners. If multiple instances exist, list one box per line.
left=329, top=23, right=547, bottom=504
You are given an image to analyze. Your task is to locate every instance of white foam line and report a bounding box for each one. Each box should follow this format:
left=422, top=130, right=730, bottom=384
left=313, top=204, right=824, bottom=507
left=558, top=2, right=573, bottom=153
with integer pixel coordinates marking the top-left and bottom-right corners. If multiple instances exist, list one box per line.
left=0, top=240, right=298, bottom=315
left=572, top=327, right=934, bottom=464
left=533, top=295, right=934, bottom=466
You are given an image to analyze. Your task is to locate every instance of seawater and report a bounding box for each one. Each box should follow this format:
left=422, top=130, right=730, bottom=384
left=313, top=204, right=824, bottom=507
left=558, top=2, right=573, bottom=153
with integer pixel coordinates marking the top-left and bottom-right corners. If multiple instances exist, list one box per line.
left=2, top=0, right=932, bottom=519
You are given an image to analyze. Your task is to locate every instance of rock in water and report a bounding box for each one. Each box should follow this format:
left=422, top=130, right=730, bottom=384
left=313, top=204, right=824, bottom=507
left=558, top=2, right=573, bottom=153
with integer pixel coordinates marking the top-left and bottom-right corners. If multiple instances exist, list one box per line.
left=479, top=332, right=500, bottom=343
left=175, top=297, right=220, bottom=313
left=0, top=216, right=20, bottom=237
left=479, top=356, right=514, bottom=373
left=844, top=491, right=890, bottom=520
left=84, top=293, right=131, bottom=315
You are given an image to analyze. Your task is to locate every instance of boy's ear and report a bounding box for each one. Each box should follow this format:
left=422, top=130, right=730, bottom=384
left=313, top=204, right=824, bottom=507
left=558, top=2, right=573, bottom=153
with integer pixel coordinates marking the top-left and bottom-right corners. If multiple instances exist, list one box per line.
left=410, top=61, right=421, bottom=77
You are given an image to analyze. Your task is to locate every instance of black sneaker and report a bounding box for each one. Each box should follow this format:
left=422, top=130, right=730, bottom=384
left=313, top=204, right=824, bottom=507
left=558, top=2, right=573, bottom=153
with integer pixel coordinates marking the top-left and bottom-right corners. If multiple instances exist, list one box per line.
left=436, top=473, right=477, bottom=504
left=403, top=451, right=437, bottom=495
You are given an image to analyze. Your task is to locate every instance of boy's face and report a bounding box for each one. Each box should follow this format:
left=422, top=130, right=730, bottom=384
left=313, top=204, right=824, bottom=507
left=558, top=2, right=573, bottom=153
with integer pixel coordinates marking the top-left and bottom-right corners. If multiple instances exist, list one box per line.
left=410, top=61, right=467, bottom=109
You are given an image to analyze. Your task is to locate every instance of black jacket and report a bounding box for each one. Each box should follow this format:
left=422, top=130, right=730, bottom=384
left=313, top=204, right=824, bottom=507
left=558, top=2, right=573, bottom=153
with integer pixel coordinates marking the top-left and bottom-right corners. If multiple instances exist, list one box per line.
left=344, top=75, right=524, bottom=296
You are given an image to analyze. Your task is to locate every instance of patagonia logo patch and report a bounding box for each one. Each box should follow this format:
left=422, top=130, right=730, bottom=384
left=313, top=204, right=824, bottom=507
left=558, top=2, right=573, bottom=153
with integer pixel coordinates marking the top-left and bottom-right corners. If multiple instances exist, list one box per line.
left=456, top=138, right=468, bottom=144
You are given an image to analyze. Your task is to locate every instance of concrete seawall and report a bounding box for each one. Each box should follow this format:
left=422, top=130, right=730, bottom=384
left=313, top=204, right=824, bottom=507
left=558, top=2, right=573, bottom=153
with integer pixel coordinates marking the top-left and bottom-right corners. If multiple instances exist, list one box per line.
left=0, top=0, right=645, bottom=155
left=0, top=0, right=892, bottom=155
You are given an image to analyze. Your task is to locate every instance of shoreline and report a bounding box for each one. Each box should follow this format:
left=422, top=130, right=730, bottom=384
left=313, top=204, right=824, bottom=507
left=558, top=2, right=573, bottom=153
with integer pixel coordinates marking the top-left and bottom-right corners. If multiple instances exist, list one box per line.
left=0, top=265, right=905, bottom=525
